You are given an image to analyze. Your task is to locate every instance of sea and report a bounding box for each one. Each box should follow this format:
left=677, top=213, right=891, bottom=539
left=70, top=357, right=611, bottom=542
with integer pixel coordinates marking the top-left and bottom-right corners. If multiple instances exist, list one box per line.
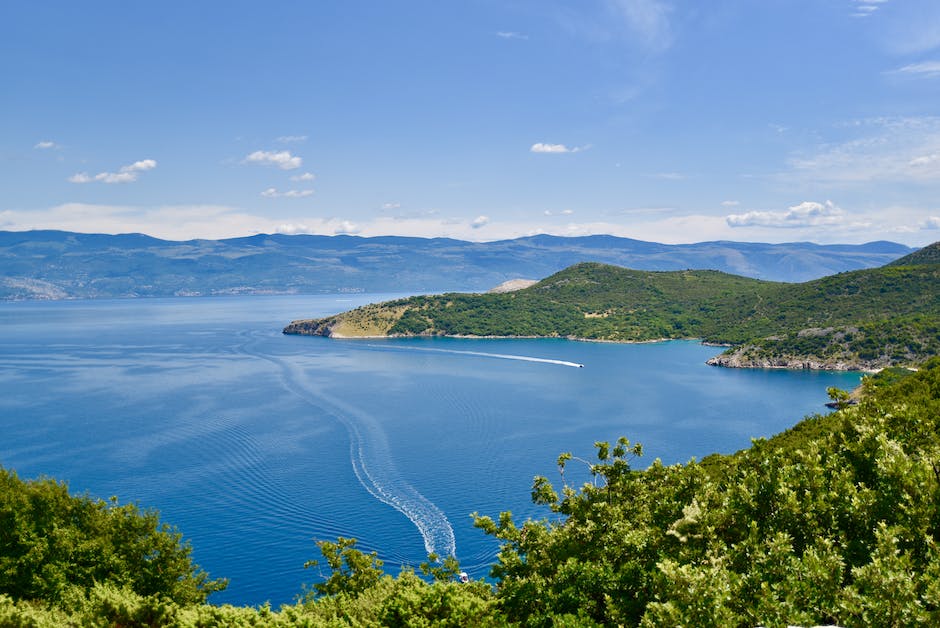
left=0, top=294, right=863, bottom=606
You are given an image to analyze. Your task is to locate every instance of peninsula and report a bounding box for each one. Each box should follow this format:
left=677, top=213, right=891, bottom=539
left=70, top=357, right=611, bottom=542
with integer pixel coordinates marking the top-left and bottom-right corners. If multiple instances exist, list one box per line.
left=285, top=241, right=940, bottom=371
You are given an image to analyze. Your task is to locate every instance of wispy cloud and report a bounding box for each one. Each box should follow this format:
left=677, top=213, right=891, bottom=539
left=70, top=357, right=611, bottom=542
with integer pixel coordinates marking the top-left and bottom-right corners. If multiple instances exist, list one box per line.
left=496, top=31, right=528, bottom=40
left=894, top=61, right=940, bottom=78
left=726, top=200, right=846, bottom=228
left=68, top=159, right=157, bottom=184
left=644, top=171, right=685, bottom=180
left=787, top=116, right=940, bottom=183
left=276, top=135, right=308, bottom=143
left=552, top=0, right=674, bottom=54
left=34, top=140, right=59, bottom=150
left=606, top=0, right=673, bottom=52
left=721, top=200, right=740, bottom=207
left=381, top=202, right=401, bottom=210
left=530, top=142, right=586, bottom=154
left=290, top=172, right=316, bottom=182
left=909, top=154, right=940, bottom=168
left=850, top=0, right=889, bottom=18
left=244, top=150, right=302, bottom=170
left=544, top=209, right=575, bottom=216
left=617, top=206, right=677, bottom=216
left=260, top=187, right=314, bottom=199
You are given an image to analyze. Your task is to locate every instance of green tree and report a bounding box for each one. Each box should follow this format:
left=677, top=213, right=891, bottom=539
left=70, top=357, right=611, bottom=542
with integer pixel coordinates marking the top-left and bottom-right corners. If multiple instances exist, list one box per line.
left=0, top=469, right=224, bottom=605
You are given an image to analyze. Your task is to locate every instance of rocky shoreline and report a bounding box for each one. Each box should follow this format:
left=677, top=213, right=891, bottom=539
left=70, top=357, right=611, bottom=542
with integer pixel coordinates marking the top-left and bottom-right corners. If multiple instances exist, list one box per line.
left=283, top=318, right=335, bottom=336
left=705, top=346, right=881, bottom=372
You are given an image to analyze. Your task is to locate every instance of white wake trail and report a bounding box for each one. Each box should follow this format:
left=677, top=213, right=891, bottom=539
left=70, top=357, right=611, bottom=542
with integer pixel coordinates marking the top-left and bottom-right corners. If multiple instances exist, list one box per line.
left=365, top=344, right=585, bottom=368
left=246, top=342, right=456, bottom=559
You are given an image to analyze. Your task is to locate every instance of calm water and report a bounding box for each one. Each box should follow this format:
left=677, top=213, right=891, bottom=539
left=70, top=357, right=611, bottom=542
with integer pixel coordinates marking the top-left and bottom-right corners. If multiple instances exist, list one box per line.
left=0, top=295, right=862, bottom=606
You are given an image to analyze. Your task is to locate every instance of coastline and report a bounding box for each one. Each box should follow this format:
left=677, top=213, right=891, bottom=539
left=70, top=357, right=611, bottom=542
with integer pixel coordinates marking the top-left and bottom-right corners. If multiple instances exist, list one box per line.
left=284, top=323, right=881, bottom=372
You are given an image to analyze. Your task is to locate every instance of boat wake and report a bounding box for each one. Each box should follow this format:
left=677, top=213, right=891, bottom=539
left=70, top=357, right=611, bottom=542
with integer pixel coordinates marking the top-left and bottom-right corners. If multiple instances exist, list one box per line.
left=365, top=344, right=584, bottom=368
left=241, top=336, right=456, bottom=559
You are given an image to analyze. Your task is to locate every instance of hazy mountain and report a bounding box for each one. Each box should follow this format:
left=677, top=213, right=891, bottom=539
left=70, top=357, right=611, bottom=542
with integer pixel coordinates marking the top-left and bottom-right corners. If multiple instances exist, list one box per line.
left=0, top=230, right=915, bottom=300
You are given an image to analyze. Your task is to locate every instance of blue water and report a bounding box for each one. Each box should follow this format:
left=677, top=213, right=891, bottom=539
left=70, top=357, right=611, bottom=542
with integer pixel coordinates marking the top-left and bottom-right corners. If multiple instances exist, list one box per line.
left=0, top=295, right=862, bottom=606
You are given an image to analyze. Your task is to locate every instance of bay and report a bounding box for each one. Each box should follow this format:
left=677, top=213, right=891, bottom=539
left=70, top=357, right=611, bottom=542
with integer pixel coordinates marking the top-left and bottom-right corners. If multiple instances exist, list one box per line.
left=0, top=295, right=863, bottom=606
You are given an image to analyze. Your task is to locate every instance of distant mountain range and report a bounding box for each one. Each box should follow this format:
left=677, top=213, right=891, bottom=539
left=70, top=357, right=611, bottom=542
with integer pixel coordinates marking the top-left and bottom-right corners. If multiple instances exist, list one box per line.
left=0, top=230, right=916, bottom=300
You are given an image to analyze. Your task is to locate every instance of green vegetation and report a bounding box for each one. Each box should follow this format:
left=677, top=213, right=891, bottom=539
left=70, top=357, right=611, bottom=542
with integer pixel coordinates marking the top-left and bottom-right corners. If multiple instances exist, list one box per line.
left=285, top=241, right=940, bottom=370
left=4, top=358, right=940, bottom=625
left=0, top=470, right=225, bottom=607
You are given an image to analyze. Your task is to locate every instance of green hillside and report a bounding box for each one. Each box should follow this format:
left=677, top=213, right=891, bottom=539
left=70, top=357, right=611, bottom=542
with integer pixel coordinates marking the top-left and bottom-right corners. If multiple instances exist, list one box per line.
left=285, top=241, right=940, bottom=370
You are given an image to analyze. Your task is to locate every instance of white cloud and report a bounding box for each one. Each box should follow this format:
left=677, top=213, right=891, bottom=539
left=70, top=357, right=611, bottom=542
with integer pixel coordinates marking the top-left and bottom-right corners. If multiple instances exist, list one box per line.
left=851, top=0, right=889, bottom=17
left=496, top=31, right=528, bottom=40
left=34, top=140, right=59, bottom=150
left=721, top=200, right=740, bottom=207
left=531, top=143, right=570, bottom=153
left=276, top=135, right=308, bottom=143
left=334, top=220, right=361, bottom=235
left=788, top=116, right=940, bottom=183
left=67, top=159, right=157, bottom=184
left=894, top=61, right=940, bottom=78
left=923, top=216, right=940, bottom=229
left=531, top=142, right=586, bottom=154
left=260, top=187, right=314, bottom=198
left=124, top=159, right=157, bottom=172
left=381, top=202, right=401, bottom=210
left=290, top=172, right=316, bottom=182
left=544, top=209, right=575, bottom=216
left=726, top=200, right=846, bottom=228
left=244, top=150, right=302, bottom=170
left=910, top=154, right=940, bottom=167
left=471, top=215, right=490, bottom=229
left=273, top=223, right=310, bottom=235
left=94, top=172, right=139, bottom=184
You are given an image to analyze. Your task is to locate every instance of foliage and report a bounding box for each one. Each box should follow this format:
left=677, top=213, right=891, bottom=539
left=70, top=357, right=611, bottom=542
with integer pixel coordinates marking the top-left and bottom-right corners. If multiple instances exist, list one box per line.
left=0, top=470, right=225, bottom=606
left=474, top=356, right=940, bottom=626
left=302, top=537, right=384, bottom=599
left=0, top=525, right=499, bottom=626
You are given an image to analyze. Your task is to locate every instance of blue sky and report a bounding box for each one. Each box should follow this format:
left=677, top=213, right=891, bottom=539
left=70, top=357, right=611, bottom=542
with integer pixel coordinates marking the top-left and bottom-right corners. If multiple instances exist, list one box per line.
left=2, top=0, right=940, bottom=245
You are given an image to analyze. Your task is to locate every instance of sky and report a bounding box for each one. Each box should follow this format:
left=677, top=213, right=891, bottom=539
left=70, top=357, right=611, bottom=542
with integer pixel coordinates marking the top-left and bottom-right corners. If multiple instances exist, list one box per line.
left=2, top=0, right=940, bottom=246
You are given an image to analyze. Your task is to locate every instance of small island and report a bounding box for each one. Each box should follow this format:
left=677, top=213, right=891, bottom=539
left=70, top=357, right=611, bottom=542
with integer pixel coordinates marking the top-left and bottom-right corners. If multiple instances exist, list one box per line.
left=286, top=242, right=940, bottom=371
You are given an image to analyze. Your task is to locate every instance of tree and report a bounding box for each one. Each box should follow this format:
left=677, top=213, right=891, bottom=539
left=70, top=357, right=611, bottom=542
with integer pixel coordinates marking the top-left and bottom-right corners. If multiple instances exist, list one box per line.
left=0, top=469, right=225, bottom=605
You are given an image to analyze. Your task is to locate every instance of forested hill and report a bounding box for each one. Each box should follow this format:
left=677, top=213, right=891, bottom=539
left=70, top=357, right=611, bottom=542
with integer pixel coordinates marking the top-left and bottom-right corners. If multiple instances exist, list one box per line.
left=0, top=230, right=913, bottom=300
left=284, top=241, right=940, bottom=370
